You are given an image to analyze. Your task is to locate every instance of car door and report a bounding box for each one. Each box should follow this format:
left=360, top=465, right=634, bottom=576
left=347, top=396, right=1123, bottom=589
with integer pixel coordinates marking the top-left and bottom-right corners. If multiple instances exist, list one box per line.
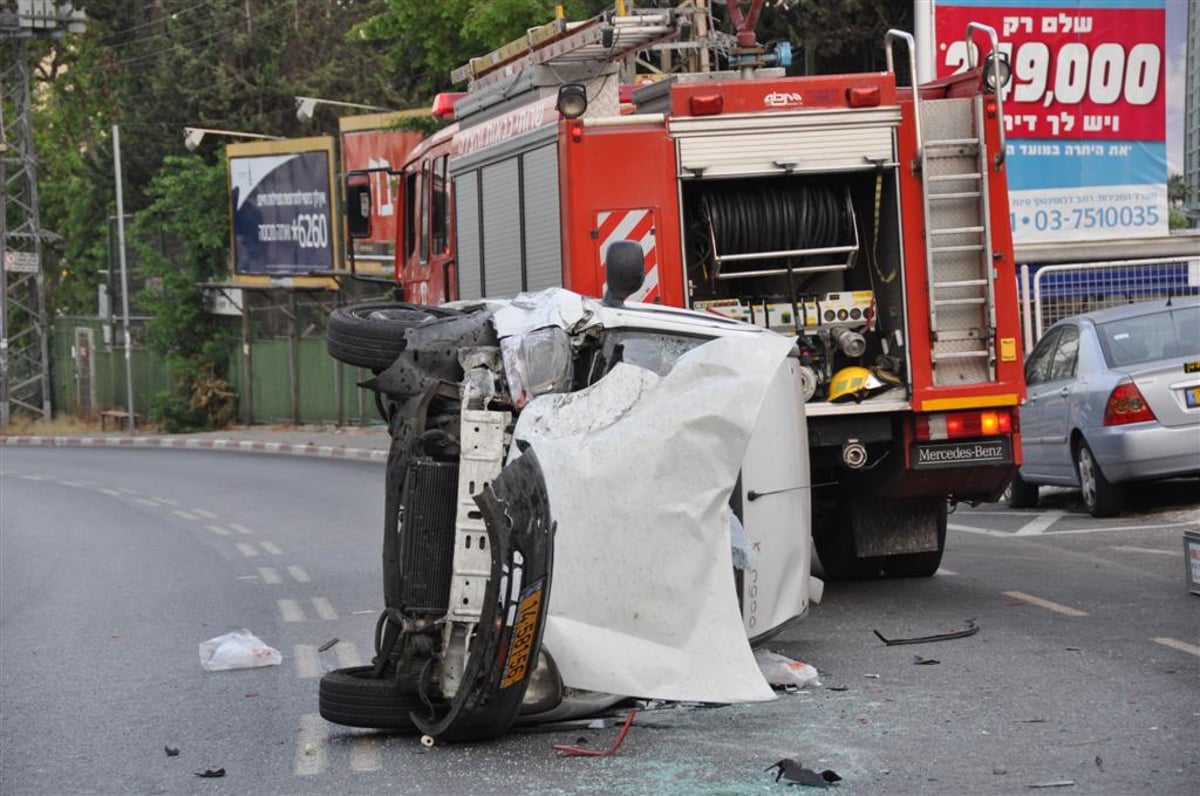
left=1019, top=327, right=1061, bottom=473
left=1037, top=324, right=1081, bottom=479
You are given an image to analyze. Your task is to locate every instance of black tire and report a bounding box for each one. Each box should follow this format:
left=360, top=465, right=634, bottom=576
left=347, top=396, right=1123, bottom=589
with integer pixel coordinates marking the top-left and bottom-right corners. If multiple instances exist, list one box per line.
left=1074, top=439, right=1123, bottom=517
left=326, top=301, right=460, bottom=371
left=882, top=501, right=947, bottom=578
left=813, top=504, right=883, bottom=580
left=1006, top=470, right=1040, bottom=509
left=318, top=665, right=426, bottom=731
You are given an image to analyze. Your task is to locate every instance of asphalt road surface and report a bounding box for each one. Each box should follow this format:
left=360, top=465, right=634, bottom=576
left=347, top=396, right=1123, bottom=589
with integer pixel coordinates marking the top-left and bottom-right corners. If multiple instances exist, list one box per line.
left=1, top=447, right=1196, bottom=795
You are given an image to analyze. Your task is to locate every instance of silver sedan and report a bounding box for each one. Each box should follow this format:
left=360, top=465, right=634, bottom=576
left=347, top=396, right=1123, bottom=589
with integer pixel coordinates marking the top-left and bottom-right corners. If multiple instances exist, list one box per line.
left=1009, top=296, right=1200, bottom=516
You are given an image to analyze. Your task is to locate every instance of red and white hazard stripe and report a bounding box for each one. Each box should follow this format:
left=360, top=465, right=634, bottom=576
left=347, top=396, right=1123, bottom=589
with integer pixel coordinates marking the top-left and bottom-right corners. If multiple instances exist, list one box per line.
left=597, top=208, right=659, bottom=303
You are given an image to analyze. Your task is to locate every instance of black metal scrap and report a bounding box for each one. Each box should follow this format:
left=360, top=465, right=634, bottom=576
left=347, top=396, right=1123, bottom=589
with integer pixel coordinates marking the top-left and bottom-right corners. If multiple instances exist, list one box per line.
left=872, top=619, right=979, bottom=646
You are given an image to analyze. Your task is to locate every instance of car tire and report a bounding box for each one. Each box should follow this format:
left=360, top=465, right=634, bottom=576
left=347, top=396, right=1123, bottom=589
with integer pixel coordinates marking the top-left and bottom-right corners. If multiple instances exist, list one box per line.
left=318, top=665, right=427, bottom=731
left=326, top=301, right=460, bottom=371
left=882, top=501, right=947, bottom=578
left=1006, top=470, right=1040, bottom=509
left=1074, top=439, right=1123, bottom=518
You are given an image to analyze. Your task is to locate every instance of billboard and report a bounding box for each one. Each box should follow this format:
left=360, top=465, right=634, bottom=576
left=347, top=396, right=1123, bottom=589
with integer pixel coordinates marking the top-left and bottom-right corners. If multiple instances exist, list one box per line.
left=933, top=0, right=1168, bottom=245
left=338, top=111, right=427, bottom=276
left=227, top=137, right=339, bottom=280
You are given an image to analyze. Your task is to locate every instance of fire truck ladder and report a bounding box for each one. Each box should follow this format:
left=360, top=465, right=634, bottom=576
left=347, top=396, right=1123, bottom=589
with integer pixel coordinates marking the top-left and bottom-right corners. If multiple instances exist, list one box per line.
left=451, top=9, right=680, bottom=90
left=887, top=29, right=999, bottom=387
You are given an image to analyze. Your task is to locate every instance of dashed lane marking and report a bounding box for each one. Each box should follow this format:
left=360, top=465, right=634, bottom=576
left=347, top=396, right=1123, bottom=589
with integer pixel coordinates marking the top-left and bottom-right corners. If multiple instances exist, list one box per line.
left=294, top=714, right=327, bottom=777
left=351, top=736, right=383, bottom=772
left=153, top=497, right=178, bottom=506
left=261, top=542, right=283, bottom=555
left=18, top=475, right=46, bottom=481
left=335, top=642, right=362, bottom=669
left=99, top=488, right=123, bottom=497
left=311, top=597, right=338, bottom=621
left=258, top=567, right=282, bottom=584
left=1109, top=545, right=1178, bottom=556
left=207, top=524, right=231, bottom=537
left=192, top=508, right=218, bottom=519
left=135, top=498, right=159, bottom=507
left=1003, top=590, right=1089, bottom=617
left=278, top=599, right=306, bottom=623
left=935, top=568, right=958, bottom=576
left=117, top=488, right=138, bottom=495
left=60, top=480, right=89, bottom=487
left=287, top=565, right=311, bottom=583
left=1152, top=637, right=1200, bottom=658
left=949, top=523, right=1012, bottom=538
left=235, top=543, right=259, bottom=558
left=1014, top=510, right=1065, bottom=536
left=229, top=523, right=254, bottom=535
left=294, top=644, right=320, bottom=678
left=1041, top=522, right=1194, bottom=536
left=172, top=509, right=198, bottom=521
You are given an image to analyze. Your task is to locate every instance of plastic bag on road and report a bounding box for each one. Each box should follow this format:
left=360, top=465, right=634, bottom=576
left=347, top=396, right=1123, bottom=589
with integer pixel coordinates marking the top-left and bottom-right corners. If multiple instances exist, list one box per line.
left=199, top=629, right=282, bottom=671
left=754, top=649, right=820, bottom=688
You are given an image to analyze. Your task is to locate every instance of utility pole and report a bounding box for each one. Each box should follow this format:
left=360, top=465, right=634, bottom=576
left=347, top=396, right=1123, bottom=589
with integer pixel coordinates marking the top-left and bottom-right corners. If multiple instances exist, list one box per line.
left=1, top=2, right=87, bottom=426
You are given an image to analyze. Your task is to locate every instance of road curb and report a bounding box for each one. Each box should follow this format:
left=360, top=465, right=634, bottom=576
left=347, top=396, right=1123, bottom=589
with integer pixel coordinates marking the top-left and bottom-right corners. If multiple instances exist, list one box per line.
left=0, top=435, right=388, bottom=462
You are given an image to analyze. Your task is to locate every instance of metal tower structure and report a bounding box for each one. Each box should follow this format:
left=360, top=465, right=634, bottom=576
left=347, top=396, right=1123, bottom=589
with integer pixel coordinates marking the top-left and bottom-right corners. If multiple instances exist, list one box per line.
left=1, top=2, right=85, bottom=425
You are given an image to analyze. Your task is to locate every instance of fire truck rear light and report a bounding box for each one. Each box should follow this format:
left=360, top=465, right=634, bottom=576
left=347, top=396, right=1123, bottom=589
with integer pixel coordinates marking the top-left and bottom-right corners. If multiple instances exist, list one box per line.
left=915, top=409, right=1012, bottom=440
left=1103, top=380, right=1156, bottom=426
left=431, top=93, right=463, bottom=120
left=846, top=86, right=881, bottom=107
left=984, top=99, right=998, bottom=116
left=689, top=94, right=724, bottom=116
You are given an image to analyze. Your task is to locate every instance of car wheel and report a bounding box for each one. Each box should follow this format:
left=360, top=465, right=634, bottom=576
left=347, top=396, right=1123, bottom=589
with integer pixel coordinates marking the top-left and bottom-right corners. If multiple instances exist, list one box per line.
left=326, top=301, right=460, bottom=371
left=882, top=501, right=947, bottom=578
left=318, top=665, right=428, bottom=731
left=1006, top=470, right=1040, bottom=509
left=1074, top=440, right=1123, bottom=517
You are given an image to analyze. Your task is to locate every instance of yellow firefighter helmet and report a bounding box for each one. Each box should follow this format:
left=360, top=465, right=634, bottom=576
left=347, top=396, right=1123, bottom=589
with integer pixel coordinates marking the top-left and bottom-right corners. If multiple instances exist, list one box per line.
left=827, top=366, right=897, bottom=403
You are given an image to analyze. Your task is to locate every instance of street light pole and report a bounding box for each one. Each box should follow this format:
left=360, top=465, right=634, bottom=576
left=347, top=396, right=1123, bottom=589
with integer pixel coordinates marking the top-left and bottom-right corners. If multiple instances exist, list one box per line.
left=112, top=124, right=135, bottom=433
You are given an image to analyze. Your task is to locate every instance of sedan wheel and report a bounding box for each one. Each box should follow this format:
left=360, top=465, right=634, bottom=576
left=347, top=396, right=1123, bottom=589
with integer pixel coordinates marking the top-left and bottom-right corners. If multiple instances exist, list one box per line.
left=1074, top=440, right=1123, bottom=517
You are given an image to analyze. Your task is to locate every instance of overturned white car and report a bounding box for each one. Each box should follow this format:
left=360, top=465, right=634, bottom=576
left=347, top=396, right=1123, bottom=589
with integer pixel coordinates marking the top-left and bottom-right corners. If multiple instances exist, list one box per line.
left=320, top=250, right=821, bottom=742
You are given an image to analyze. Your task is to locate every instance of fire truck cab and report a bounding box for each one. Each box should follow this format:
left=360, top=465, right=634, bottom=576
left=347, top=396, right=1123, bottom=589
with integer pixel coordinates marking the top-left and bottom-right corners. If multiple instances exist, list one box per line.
left=345, top=2, right=1025, bottom=579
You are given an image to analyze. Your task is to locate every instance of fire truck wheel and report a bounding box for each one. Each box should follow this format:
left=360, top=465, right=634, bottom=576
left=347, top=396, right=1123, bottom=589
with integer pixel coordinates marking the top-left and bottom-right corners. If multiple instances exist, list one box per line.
left=1005, top=470, right=1040, bottom=509
left=814, top=521, right=883, bottom=581
left=318, top=665, right=428, bottom=731
left=326, top=301, right=461, bottom=371
left=882, top=501, right=947, bottom=578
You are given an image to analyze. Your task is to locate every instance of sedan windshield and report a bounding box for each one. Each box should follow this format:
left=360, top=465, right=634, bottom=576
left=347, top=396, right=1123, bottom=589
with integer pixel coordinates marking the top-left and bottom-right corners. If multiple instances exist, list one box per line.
left=1097, top=305, right=1200, bottom=367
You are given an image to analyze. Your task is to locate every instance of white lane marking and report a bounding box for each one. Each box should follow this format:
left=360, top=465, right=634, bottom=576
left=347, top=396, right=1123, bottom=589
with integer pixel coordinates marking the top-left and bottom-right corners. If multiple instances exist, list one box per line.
left=1003, top=590, right=1089, bottom=617
left=257, top=567, right=282, bottom=584
left=278, top=599, right=306, bottom=623
left=19, top=475, right=46, bottom=481
left=99, top=488, right=123, bottom=497
left=207, top=525, right=231, bottom=537
left=1152, top=637, right=1200, bottom=658
left=334, top=642, right=362, bottom=669
left=287, top=565, right=311, bottom=583
left=60, top=480, right=88, bottom=487
left=172, top=509, right=198, bottom=521
left=293, top=714, right=327, bottom=777
left=154, top=497, right=178, bottom=506
left=237, top=576, right=257, bottom=581
left=135, top=498, right=159, bottom=507
left=949, top=523, right=1013, bottom=538
left=117, top=488, right=139, bottom=495
left=351, top=610, right=375, bottom=616
left=351, top=736, right=383, bottom=772
left=192, top=509, right=218, bottom=519
left=294, top=644, right=320, bottom=678
left=1109, top=545, right=1179, bottom=556
left=1014, top=510, right=1065, bottom=536
left=260, top=542, right=283, bottom=556
left=311, top=597, right=338, bottom=621
left=935, top=568, right=958, bottom=576
left=229, top=523, right=254, bottom=535
left=235, top=543, right=259, bottom=558
left=1042, top=522, right=1195, bottom=536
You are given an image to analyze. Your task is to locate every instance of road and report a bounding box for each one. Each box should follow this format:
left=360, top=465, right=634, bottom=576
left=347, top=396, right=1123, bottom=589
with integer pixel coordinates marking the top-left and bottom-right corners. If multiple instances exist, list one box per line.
left=1, top=447, right=1196, bottom=795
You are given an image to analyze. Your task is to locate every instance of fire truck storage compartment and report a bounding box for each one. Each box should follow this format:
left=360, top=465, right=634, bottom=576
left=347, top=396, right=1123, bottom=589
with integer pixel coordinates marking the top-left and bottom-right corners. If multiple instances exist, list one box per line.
left=681, top=165, right=908, bottom=384
left=452, top=124, right=562, bottom=301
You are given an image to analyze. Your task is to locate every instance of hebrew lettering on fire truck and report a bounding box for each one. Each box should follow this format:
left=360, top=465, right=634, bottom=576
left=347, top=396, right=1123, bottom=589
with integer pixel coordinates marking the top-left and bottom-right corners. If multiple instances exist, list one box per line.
left=343, top=1, right=1027, bottom=580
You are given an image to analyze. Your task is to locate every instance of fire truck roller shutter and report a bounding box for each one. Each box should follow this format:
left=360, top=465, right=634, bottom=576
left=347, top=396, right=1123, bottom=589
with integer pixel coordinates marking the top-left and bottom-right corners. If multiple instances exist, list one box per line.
left=455, top=172, right=483, bottom=300
left=481, top=159, right=523, bottom=298
left=522, top=144, right=562, bottom=292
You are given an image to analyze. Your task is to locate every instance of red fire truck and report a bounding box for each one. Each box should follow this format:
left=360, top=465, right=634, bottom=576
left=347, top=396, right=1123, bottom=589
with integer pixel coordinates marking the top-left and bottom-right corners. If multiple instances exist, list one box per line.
left=343, top=2, right=1025, bottom=579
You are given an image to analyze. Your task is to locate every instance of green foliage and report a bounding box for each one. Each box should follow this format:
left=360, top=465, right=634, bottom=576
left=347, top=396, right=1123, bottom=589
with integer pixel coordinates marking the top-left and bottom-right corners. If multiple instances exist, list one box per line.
left=132, top=154, right=237, bottom=431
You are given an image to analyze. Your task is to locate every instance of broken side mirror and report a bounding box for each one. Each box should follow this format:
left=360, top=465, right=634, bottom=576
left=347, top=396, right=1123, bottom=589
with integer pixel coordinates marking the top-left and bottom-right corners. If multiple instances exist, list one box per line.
left=345, top=175, right=372, bottom=240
